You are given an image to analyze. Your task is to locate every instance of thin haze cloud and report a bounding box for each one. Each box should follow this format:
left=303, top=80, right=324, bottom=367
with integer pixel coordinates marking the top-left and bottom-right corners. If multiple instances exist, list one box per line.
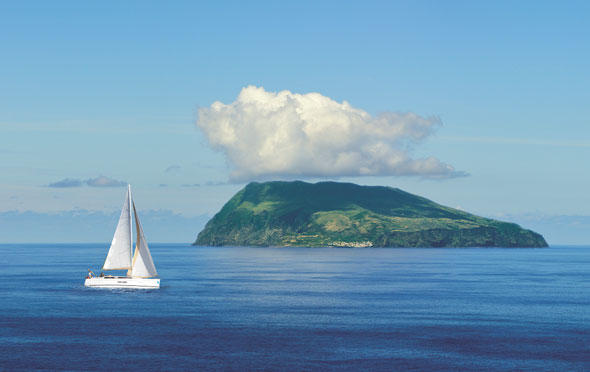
left=47, top=178, right=84, bottom=188
left=197, top=86, right=466, bottom=182
left=85, top=176, right=126, bottom=187
left=47, top=176, right=127, bottom=188
left=164, top=165, right=181, bottom=173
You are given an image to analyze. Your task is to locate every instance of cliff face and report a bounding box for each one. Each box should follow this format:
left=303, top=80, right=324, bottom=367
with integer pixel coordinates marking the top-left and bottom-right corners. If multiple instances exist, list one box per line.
left=194, top=181, right=548, bottom=248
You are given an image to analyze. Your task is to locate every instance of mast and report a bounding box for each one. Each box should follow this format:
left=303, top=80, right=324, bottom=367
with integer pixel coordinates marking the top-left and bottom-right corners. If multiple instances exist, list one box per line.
left=126, top=185, right=133, bottom=276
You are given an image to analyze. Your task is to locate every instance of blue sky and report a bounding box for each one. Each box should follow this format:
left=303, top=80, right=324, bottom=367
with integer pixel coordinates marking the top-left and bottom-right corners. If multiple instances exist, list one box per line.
left=1, top=1, right=589, bottom=243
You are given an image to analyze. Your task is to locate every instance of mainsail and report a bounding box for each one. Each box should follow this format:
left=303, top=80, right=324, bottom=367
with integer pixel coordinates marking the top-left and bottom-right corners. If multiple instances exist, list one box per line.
left=130, top=201, right=158, bottom=278
left=102, top=185, right=133, bottom=270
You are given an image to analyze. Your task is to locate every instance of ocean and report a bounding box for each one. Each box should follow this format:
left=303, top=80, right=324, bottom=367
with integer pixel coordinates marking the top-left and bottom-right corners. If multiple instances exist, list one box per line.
left=0, top=244, right=588, bottom=371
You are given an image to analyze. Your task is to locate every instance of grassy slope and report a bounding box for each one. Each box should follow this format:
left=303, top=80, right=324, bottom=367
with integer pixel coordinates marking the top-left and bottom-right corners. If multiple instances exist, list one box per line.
left=195, top=181, right=548, bottom=247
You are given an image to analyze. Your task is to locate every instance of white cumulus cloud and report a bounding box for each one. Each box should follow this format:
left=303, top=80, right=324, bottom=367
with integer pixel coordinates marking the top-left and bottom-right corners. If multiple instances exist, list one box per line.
left=196, top=86, right=466, bottom=181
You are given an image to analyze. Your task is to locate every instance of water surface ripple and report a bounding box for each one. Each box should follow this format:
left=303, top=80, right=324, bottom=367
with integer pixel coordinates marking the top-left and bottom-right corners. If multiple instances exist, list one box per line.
left=0, top=244, right=588, bottom=371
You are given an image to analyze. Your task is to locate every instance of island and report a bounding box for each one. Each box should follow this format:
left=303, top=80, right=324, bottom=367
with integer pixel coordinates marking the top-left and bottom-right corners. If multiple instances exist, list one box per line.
left=194, top=181, right=548, bottom=248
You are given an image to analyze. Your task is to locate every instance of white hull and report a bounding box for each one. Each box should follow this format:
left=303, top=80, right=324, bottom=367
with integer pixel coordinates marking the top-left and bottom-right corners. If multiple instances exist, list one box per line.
left=85, top=276, right=160, bottom=289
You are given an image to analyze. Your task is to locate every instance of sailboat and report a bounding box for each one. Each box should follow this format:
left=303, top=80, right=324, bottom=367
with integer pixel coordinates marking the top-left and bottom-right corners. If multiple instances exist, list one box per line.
left=84, top=185, right=160, bottom=289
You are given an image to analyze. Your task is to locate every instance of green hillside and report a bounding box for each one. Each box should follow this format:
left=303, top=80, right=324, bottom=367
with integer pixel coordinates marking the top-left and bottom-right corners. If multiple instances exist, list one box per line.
left=194, top=181, right=548, bottom=248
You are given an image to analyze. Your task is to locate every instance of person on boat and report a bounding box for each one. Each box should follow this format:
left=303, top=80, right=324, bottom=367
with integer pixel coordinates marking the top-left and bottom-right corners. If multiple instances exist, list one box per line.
left=87, top=269, right=94, bottom=279
left=99, top=272, right=104, bottom=277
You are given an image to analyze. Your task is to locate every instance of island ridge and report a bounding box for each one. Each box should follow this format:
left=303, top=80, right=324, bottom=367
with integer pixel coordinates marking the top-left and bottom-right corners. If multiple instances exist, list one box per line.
left=194, top=181, right=548, bottom=248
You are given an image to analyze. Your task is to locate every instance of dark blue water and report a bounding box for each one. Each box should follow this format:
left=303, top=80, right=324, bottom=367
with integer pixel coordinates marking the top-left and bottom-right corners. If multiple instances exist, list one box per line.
left=0, top=244, right=588, bottom=371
